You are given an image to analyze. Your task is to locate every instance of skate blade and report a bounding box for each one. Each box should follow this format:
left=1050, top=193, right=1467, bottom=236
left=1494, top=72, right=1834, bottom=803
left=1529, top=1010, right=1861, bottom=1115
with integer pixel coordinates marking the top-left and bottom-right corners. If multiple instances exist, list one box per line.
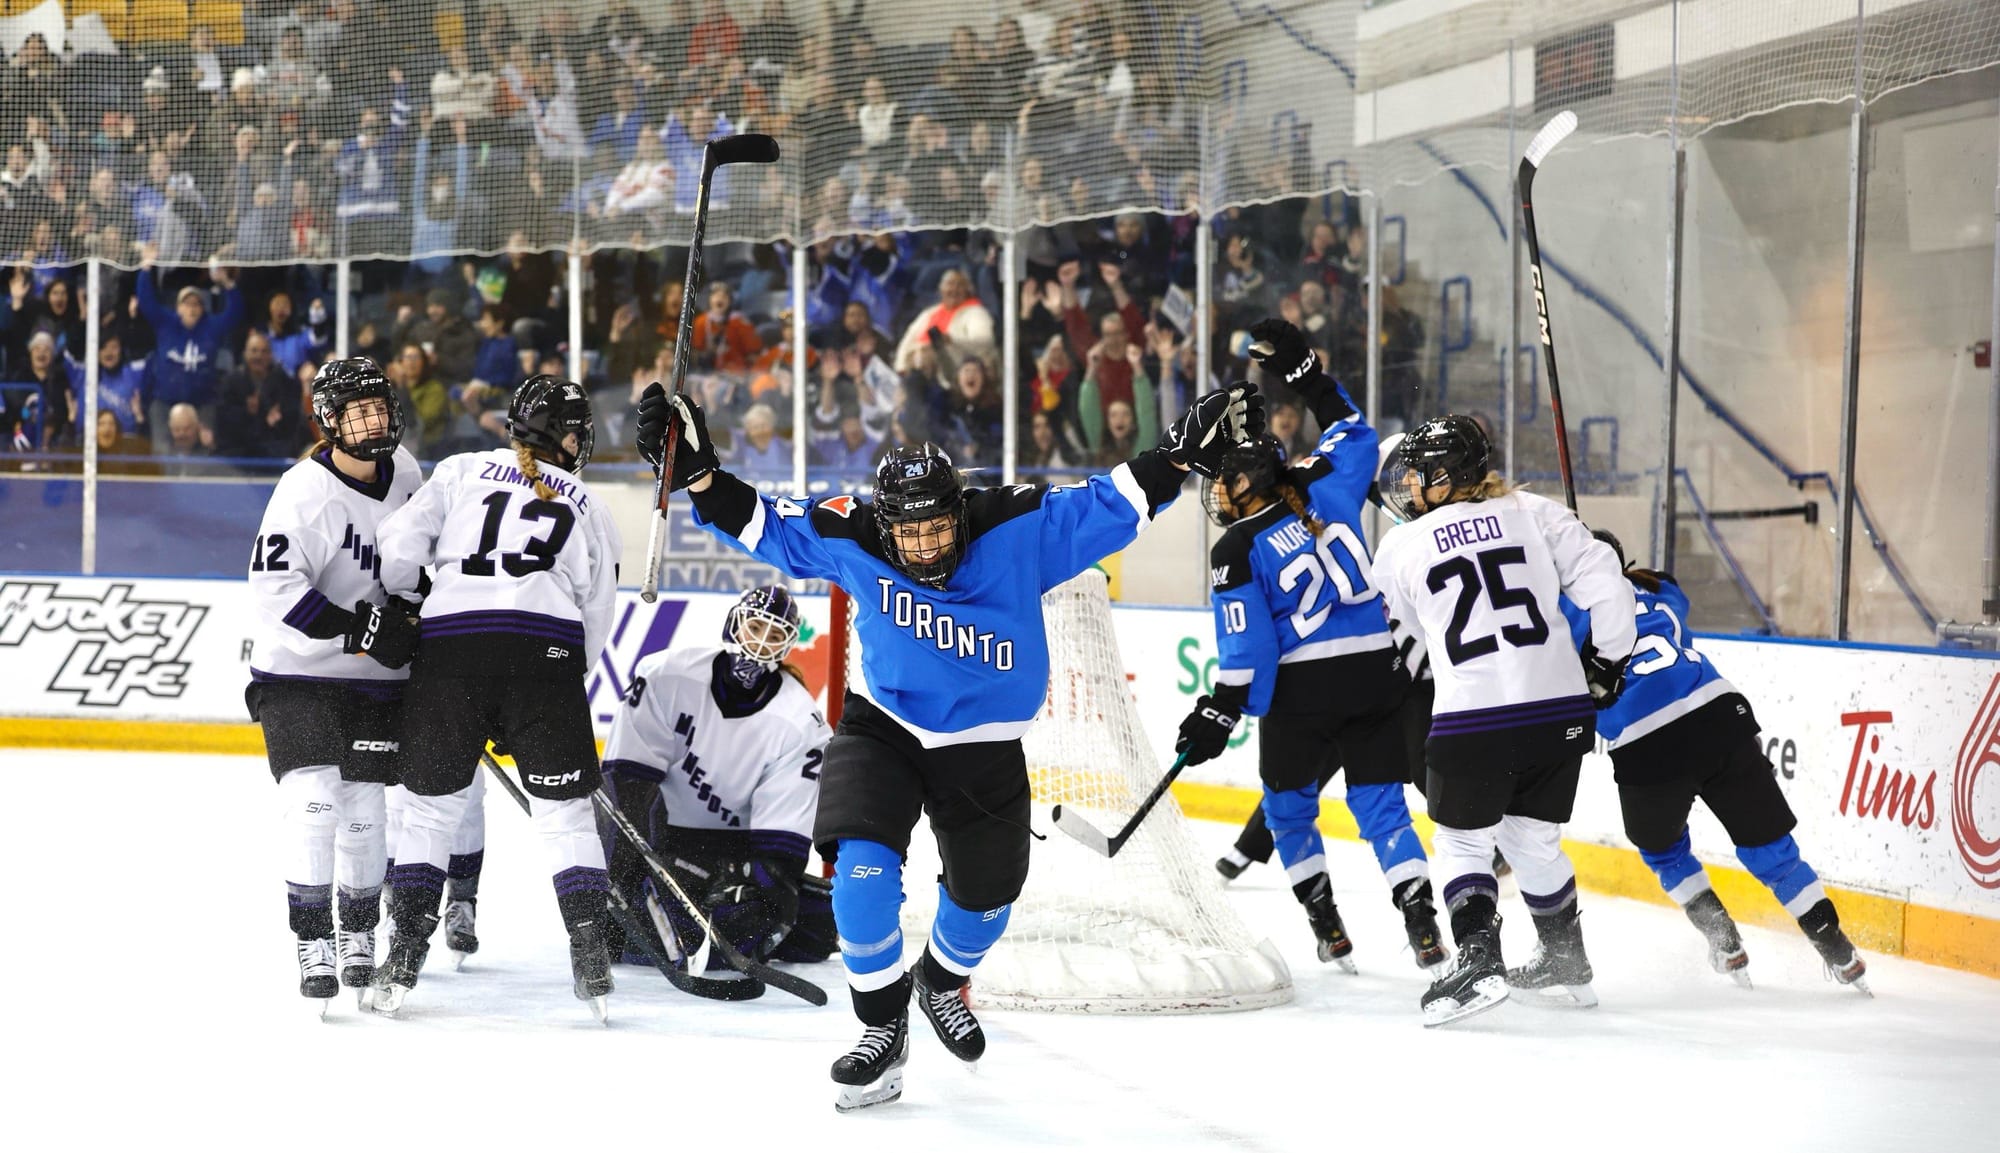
left=356, top=987, right=374, bottom=1011
left=450, top=950, right=470, bottom=972
left=372, top=984, right=412, bottom=1015
left=1728, top=969, right=1754, bottom=990
left=1509, top=981, right=1598, bottom=1009
left=586, top=996, right=609, bottom=1025
left=834, top=1069, right=905, bottom=1113
left=1422, top=975, right=1509, bottom=1028
left=1332, top=955, right=1358, bottom=975
left=1846, top=974, right=1873, bottom=997
left=310, top=997, right=332, bottom=1020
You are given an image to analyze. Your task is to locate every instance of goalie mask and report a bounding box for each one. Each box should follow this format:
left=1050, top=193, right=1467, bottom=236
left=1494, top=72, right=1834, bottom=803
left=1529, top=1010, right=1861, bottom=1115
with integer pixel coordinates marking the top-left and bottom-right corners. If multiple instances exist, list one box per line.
left=1386, top=414, right=1490, bottom=521
left=722, top=585, right=802, bottom=690
left=311, top=357, right=404, bottom=462
left=1202, top=435, right=1286, bottom=527
left=874, top=444, right=967, bottom=591
left=507, top=374, right=596, bottom=471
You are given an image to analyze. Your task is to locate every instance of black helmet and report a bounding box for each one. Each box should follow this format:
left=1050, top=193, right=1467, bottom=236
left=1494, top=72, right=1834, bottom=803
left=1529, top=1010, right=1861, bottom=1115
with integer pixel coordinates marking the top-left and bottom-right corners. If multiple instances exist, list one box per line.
left=873, top=443, right=966, bottom=590
left=311, top=357, right=404, bottom=462
left=507, top=375, right=595, bottom=471
left=1389, top=414, right=1491, bottom=519
left=1592, top=528, right=1627, bottom=569
left=1202, top=434, right=1285, bottom=527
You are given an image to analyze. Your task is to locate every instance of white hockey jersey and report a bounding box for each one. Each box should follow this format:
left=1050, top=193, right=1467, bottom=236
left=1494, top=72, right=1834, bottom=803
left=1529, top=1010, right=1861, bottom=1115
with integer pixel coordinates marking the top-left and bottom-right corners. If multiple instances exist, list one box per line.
left=376, top=448, right=621, bottom=678
left=601, top=645, right=830, bottom=861
left=1373, top=489, right=1635, bottom=735
left=248, top=446, right=423, bottom=687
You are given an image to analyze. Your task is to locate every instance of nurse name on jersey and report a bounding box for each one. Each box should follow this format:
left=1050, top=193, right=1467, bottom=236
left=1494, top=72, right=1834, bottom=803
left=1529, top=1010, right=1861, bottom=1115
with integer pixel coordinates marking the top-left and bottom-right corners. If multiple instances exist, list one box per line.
left=1266, top=519, right=1315, bottom=559
left=875, top=577, right=1016, bottom=671
left=1432, top=514, right=1505, bottom=553
left=476, top=459, right=593, bottom=513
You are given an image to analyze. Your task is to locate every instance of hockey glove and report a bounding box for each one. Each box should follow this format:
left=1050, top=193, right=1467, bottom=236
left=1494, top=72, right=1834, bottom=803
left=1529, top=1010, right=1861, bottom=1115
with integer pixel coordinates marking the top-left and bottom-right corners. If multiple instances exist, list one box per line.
left=637, top=384, right=721, bottom=491
left=344, top=597, right=420, bottom=669
left=1163, top=384, right=1266, bottom=477
left=1175, top=691, right=1243, bottom=767
left=1248, top=318, right=1318, bottom=390
left=1581, top=644, right=1629, bottom=710
left=706, top=859, right=801, bottom=962
left=771, top=873, right=837, bottom=963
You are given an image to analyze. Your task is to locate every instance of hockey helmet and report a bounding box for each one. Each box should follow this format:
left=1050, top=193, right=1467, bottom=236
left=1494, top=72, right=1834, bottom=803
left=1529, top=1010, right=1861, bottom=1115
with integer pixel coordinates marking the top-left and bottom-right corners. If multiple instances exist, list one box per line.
left=507, top=375, right=596, bottom=471
left=1202, top=434, right=1286, bottom=527
left=724, top=584, right=802, bottom=670
left=310, top=357, right=404, bottom=462
left=873, top=443, right=967, bottom=591
left=1387, top=414, right=1491, bottom=520
left=1592, top=528, right=1627, bottom=568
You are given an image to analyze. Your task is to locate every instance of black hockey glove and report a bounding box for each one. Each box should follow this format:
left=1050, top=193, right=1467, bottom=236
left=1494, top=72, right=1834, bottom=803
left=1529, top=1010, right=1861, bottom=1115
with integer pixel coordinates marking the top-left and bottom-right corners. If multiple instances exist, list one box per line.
left=344, top=596, right=420, bottom=669
left=1248, top=318, right=1318, bottom=390
left=1175, top=691, right=1244, bottom=767
left=1163, top=384, right=1266, bottom=477
left=706, top=859, right=800, bottom=961
left=637, top=383, right=721, bottom=491
left=1581, top=644, right=1629, bottom=710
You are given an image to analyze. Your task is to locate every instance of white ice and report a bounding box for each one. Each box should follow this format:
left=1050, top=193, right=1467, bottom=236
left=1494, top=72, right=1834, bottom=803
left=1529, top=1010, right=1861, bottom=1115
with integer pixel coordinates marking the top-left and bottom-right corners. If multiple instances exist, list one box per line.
left=7, top=748, right=1997, bottom=1152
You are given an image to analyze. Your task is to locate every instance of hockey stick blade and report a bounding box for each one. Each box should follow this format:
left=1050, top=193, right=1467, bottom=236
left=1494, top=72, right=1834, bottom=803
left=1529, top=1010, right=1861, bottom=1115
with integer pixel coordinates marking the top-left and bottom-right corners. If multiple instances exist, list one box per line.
left=706, top=133, right=781, bottom=167
left=1051, top=751, right=1191, bottom=858
left=1049, top=804, right=1115, bottom=856
left=1522, top=110, right=1577, bottom=172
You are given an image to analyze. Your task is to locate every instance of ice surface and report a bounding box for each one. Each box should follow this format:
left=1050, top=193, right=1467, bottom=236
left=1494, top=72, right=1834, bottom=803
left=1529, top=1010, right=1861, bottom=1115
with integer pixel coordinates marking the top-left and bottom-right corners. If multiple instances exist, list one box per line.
left=6, top=748, right=1996, bottom=1151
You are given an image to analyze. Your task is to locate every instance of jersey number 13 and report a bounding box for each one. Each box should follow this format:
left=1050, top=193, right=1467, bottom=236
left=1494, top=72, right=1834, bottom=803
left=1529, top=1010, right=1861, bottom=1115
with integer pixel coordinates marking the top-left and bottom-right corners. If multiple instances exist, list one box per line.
left=462, top=491, right=576, bottom=577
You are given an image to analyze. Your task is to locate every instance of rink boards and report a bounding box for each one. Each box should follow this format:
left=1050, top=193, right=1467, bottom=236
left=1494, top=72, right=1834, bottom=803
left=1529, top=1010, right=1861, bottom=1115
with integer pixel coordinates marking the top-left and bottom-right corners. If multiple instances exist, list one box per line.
left=2, top=576, right=1996, bottom=977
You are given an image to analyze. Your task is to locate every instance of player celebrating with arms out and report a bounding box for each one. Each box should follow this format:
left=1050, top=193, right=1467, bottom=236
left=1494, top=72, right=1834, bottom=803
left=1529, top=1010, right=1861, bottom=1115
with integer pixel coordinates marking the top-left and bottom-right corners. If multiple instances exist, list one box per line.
left=1182, top=318, right=1443, bottom=973
left=247, top=358, right=421, bottom=1012
left=1373, top=415, right=1636, bottom=1025
left=635, top=376, right=1261, bottom=1111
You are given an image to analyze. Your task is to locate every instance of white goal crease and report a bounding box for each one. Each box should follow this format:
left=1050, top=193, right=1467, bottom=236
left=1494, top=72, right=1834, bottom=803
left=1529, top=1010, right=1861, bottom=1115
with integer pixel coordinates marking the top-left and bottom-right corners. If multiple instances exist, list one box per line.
left=840, top=570, right=1294, bottom=1014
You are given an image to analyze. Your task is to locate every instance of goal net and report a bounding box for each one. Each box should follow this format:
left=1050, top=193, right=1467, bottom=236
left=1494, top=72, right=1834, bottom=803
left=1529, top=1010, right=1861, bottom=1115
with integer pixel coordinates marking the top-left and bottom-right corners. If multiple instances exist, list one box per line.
left=830, top=569, right=1292, bottom=1014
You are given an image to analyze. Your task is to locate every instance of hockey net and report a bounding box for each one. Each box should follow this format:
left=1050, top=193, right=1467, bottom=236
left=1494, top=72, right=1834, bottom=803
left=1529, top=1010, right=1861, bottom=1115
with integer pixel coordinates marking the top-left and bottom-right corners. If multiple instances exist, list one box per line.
left=827, top=569, right=1291, bottom=1014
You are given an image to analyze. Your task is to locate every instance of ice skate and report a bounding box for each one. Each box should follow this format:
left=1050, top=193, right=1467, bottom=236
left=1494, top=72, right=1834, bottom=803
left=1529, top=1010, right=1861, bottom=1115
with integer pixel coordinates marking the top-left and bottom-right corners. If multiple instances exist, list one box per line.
left=913, top=960, right=985, bottom=1065
left=297, top=937, right=338, bottom=1017
left=369, top=910, right=438, bottom=1015
left=1508, top=905, right=1598, bottom=1008
left=445, top=898, right=479, bottom=970
left=1302, top=876, right=1356, bottom=972
left=1395, top=879, right=1448, bottom=970
left=569, top=920, right=614, bottom=1024
left=1800, top=899, right=1870, bottom=995
left=1684, top=891, right=1751, bottom=988
left=1421, top=927, right=1507, bottom=1027
left=1215, top=850, right=1252, bottom=882
left=831, top=1012, right=910, bottom=1112
left=336, top=928, right=376, bottom=1006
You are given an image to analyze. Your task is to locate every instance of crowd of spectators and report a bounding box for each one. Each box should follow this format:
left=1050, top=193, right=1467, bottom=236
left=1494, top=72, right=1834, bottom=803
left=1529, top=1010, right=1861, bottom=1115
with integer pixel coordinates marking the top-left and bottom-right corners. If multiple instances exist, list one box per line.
left=0, top=0, right=1423, bottom=481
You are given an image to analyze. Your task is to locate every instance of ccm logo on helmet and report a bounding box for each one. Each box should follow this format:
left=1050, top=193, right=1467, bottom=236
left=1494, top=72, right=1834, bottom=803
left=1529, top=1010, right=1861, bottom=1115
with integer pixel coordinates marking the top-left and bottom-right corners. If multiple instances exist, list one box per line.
left=527, top=770, right=583, bottom=787
left=351, top=739, right=400, bottom=752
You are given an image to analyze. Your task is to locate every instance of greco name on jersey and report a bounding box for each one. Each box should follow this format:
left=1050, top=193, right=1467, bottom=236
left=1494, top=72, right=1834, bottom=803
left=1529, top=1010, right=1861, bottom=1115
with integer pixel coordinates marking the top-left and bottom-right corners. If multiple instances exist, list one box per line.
left=1432, top=514, right=1504, bottom=554
left=476, top=459, right=593, bottom=514
left=875, top=577, right=1017, bottom=671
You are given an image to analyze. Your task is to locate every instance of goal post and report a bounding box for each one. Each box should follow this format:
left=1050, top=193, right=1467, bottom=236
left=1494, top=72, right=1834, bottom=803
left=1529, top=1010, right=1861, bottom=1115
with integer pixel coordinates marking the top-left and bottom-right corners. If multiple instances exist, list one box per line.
left=825, top=569, right=1293, bottom=1014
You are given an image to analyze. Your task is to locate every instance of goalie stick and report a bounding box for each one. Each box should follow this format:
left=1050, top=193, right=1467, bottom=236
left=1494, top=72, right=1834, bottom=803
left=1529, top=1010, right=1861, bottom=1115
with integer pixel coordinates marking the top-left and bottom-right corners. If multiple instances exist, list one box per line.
left=1051, top=751, right=1191, bottom=858
left=1519, top=109, right=1580, bottom=510
left=478, top=751, right=769, bottom=1002
left=640, top=133, right=782, bottom=603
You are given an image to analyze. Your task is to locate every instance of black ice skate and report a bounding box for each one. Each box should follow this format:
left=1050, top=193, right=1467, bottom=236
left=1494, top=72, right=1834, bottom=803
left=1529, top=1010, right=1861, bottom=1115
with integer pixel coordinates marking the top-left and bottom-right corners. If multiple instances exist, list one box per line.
left=1215, top=851, right=1252, bottom=882
left=831, top=1012, right=910, bottom=1113
left=1420, top=926, right=1507, bottom=1027
left=1507, top=904, right=1598, bottom=1008
left=369, top=909, right=439, bottom=1015
left=569, top=920, right=615, bottom=1024
left=1301, top=876, right=1357, bottom=972
left=445, top=898, right=479, bottom=970
left=336, top=928, right=376, bottom=1006
left=297, top=937, right=339, bottom=1017
left=913, top=957, right=986, bottom=1064
left=1799, top=898, right=1870, bottom=995
left=1394, top=879, right=1448, bottom=970
left=1684, top=890, right=1751, bottom=988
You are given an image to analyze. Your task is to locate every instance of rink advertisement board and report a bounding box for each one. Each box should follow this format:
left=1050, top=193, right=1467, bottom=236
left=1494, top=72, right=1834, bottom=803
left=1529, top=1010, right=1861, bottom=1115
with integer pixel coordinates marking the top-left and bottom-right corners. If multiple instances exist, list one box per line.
left=4, top=578, right=1997, bottom=931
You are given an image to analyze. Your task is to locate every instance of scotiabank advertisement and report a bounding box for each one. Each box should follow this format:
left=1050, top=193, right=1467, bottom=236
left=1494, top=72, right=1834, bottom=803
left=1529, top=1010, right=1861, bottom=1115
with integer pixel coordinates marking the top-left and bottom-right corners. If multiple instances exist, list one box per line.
left=3, top=577, right=1997, bottom=923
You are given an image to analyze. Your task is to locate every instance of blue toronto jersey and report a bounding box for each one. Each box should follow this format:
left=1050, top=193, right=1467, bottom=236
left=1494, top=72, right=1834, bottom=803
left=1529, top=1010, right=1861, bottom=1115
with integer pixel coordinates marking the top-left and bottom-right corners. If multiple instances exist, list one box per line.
left=1560, top=576, right=1734, bottom=747
left=1209, top=379, right=1389, bottom=716
left=692, top=456, right=1183, bottom=746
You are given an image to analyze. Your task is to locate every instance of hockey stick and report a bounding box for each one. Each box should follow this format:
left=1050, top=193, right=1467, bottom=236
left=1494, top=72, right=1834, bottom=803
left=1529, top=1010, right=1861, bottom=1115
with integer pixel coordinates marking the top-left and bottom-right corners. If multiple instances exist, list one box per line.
left=1518, top=109, right=1580, bottom=511
left=640, top=133, right=782, bottom=603
left=1050, top=751, right=1191, bottom=858
left=477, top=751, right=769, bottom=1002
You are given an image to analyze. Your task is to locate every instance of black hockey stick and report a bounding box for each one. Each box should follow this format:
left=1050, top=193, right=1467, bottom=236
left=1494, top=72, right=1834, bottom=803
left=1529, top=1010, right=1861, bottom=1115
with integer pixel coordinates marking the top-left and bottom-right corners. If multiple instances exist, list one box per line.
left=477, top=751, right=768, bottom=1002
left=1050, top=751, right=1191, bottom=858
left=641, top=133, right=782, bottom=603
left=1518, top=110, right=1580, bottom=511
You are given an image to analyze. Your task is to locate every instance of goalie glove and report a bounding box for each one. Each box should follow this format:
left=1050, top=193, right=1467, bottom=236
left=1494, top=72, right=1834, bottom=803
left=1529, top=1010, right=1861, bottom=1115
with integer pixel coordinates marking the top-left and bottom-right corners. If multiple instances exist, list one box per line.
left=1581, top=644, right=1629, bottom=710
left=343, top=596, right=420, bottom=669
left=635, top=383, right=720, bottom=490
left=1163, top=383, right=1266, bottom=477
left=1175, top=686, right=1246, bottom=767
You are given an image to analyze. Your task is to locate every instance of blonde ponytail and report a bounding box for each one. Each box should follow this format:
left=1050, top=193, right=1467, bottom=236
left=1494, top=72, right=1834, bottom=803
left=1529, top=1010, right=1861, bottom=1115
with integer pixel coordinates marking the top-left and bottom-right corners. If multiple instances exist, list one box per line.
left=1455, top=470, right=1518, bottom=504
left=515, top=440, right=557, bottom=501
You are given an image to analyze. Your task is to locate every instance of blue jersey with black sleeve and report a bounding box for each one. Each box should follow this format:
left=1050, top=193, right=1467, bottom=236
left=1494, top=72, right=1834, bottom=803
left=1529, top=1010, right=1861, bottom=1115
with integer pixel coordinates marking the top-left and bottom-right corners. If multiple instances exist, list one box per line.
left=689, top=452, right=1187, bottom=747
left=1559, top=575, right=1737, bottom=748
left=1209, top=376, right=1390, bottom=716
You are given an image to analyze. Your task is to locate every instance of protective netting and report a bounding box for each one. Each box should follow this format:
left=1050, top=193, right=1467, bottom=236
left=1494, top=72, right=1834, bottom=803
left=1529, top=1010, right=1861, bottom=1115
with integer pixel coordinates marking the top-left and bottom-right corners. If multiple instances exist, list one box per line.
left=845, top=569, right=1293, bottom=1013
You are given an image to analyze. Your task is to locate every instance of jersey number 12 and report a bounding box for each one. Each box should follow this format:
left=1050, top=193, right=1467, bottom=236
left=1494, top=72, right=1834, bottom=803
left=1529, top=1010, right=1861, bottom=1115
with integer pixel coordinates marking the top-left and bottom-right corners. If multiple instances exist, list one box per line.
left=462, top=491, right=576, bottom=577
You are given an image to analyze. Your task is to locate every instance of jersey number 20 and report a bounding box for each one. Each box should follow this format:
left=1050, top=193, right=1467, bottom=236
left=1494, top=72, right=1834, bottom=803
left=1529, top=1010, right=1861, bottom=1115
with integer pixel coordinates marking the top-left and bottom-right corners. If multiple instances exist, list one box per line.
left=1276, top=524, right=1373, bottom=639
left=462, top=491, right=576, bottom=577
left=1426, top=546, right=1549, bottom=665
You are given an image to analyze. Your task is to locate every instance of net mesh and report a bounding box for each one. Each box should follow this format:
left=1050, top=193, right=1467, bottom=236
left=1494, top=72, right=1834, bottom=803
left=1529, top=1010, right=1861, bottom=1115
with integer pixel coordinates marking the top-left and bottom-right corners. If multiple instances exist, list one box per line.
left=843, top=569, right=1293, bottom=1013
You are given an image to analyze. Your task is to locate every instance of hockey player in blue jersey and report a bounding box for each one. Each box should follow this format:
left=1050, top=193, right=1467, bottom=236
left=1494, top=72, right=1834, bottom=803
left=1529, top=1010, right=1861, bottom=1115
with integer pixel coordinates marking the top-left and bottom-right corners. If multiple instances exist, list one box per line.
left=636, top=376, right=1262, bottom=1112
left=1562, top=532, right=1867, bottom=991
left=1182, top=318, right=1443, bottom=972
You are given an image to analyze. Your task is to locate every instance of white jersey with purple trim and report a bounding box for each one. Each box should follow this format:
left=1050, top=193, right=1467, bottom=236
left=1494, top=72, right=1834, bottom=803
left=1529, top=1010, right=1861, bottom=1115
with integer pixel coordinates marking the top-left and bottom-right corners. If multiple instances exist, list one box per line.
left=601, top=645, right=830, bottom=860
left=247, top=445, right=422, bottom=685
left=1373, top=489, right=1635, bottom=729
left=376, top=448, right=621, bottom=676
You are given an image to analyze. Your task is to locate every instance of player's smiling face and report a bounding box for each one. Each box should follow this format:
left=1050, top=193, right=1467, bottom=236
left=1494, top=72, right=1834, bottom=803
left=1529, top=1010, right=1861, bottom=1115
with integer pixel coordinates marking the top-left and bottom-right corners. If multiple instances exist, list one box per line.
left=890, top=514, right=957, bottom=566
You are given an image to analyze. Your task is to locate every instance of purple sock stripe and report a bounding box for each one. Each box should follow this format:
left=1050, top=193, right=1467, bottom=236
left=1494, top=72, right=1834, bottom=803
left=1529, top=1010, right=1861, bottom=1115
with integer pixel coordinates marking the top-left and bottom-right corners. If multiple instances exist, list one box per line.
left=387, top=863, right=447, bottom=892
left=282, top=589, right=333, bottom=633
left=1523, top=877, right=1579, bottom=912
left=286, top=881, right=332, bottom=907
left=553, top=866, right=611, bottom=896
left=1442, top=873, right=1500, bottom=908
left=447, top=851, right=486, bottom=881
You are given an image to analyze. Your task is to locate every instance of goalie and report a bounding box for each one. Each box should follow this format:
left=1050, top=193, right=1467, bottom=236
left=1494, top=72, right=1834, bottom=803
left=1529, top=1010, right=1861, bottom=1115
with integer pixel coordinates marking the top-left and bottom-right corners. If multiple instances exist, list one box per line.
left=598, top=585, right=838, bottom=978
